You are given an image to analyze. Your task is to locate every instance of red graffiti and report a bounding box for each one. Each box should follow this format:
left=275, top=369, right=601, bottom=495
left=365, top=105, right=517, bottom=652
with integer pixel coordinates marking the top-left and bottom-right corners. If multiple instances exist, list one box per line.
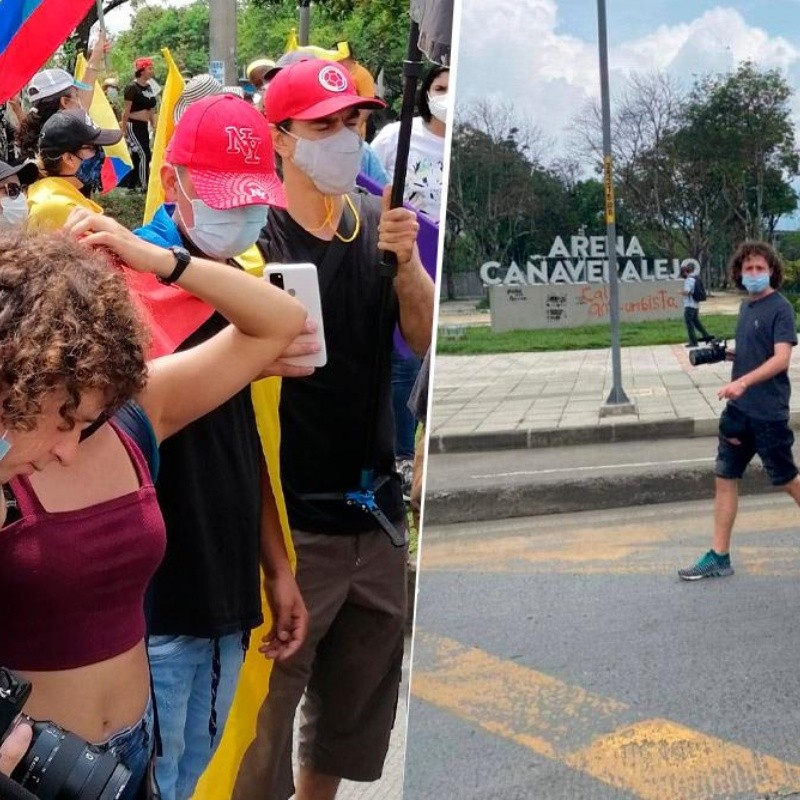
left=578, top=285, right=677, bottom=318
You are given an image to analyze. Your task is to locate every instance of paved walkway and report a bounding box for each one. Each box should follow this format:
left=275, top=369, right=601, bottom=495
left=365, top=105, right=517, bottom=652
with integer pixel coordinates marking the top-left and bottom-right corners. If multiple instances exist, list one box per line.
left=430, top=345, right=800, bottom=449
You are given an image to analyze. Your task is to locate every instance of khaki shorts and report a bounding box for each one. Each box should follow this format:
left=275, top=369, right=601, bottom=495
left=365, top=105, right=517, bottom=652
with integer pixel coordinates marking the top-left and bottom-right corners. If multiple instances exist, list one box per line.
left=232, top=527, right=407, bottom=800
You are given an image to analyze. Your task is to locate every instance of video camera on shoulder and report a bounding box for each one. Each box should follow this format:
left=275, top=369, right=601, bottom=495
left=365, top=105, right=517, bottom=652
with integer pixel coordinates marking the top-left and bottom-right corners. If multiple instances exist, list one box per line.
left=0, top=667, right=130, bottom=799
left=689, top=339, right=728, bottom=367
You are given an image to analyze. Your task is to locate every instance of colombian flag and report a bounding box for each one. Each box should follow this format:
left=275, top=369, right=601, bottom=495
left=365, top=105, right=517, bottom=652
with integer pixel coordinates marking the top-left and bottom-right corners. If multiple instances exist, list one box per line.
left=0, top=0, right=95, bottom=103
left=75, top=54, right=132, bottom=192
left=143, top=47, right=184, bottom=224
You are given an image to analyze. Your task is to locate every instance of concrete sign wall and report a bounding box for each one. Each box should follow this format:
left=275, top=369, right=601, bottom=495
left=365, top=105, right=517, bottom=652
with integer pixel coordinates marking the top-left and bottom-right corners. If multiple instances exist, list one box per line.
left=490, top=281, right=683, bottom=331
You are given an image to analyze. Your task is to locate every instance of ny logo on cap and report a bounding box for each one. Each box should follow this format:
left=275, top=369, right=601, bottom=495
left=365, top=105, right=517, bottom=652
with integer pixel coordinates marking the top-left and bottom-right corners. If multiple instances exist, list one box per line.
left=225, top=127, right=261, bottom=164
left=318, top=66, right=348, bottom=93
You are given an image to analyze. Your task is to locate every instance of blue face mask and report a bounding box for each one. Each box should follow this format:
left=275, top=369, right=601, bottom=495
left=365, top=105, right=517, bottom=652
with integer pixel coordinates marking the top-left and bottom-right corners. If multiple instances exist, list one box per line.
left=0, top=431, right=11, bottom=464
left=75, top=150, right=105, bottom=191
left=742, top=273, right=770, bottom=294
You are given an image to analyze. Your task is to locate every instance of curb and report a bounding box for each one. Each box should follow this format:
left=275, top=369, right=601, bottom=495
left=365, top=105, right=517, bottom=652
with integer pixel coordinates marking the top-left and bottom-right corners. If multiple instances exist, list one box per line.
left=429, top=411, right=800, bottom=453
left=424, top=462, right=777, bottom=526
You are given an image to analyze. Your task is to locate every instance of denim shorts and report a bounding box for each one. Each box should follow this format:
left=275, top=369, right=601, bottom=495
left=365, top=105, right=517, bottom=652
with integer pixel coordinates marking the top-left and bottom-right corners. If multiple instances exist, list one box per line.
left=715, top=405, right=798, bottom=486
left=95, top=697, right=154, bottom=800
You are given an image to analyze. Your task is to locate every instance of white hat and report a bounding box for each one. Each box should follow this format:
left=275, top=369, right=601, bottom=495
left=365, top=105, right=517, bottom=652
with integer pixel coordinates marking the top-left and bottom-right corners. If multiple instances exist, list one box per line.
left=28, top=68, right=91, bottom=103
left=173, top=74, right=223, bottom=123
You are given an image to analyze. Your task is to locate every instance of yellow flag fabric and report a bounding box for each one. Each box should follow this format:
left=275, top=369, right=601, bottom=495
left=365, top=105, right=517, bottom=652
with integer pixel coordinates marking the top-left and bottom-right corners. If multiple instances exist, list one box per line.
left=298, top=43, right=348, bottom=62
left=285, top=28, right=299, bottom=52
left=143, top=48, right=185, bottom=225
left=191, top=258, right=296, bottom=800
left=74, top=54, right=132, bottom=189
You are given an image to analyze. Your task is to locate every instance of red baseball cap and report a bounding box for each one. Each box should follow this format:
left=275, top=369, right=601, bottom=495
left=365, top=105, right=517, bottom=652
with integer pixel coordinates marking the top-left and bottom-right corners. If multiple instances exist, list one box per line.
left=166, top=94, right=286, bottom=210
left=135, top=57, right=154, bottom=71
left=264, top=59, right=385, bottom=123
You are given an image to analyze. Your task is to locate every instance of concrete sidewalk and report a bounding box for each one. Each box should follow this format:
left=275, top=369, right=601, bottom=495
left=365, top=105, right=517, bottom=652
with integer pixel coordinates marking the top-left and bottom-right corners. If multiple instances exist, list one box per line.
left=429, top=344, right=800, bottom=453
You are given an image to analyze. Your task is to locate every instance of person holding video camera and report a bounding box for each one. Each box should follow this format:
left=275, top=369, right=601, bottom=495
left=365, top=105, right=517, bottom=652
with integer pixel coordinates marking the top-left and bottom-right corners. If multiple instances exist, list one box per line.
left=0, top=219, right=305, bottom=798
left=679, top=242, right=800, bottom=580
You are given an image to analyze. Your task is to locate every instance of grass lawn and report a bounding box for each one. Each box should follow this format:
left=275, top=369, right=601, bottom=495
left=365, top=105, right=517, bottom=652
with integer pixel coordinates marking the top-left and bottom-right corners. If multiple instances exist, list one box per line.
left=437, top=314, right=741, bottom=355
left=101, top=189, right=147, bottom=230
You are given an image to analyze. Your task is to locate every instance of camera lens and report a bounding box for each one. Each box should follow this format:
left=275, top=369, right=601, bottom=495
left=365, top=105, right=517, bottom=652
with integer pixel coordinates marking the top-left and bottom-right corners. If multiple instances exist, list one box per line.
left=269, top=273, right=284, bottom=289
left=12, top=721, right=130, bottom=799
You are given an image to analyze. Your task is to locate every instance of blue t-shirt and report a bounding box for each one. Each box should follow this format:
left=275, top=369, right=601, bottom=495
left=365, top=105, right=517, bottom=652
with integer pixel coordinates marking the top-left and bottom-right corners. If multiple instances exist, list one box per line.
left=731, top=291, right=797, bottom=421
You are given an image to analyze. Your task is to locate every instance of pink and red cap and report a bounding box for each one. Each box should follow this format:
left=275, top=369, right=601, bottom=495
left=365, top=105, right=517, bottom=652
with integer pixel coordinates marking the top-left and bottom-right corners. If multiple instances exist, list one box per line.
left=166, top=94, right=286, bottom=210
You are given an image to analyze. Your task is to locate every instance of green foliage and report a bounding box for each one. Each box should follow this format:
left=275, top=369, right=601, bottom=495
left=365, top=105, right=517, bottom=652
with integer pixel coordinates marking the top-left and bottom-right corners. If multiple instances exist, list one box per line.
left=101, top=188, right=146, bottom=230
left=436, top=315, right=744, bottom=355
left=107, top=0, right=409, bottom=112
left=111, top=2, right=210, bottom=81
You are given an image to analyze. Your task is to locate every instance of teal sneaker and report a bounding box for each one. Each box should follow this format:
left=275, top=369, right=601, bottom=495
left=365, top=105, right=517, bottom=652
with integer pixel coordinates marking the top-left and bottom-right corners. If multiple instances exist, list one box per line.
left=678, top=550, right=734, bottom=581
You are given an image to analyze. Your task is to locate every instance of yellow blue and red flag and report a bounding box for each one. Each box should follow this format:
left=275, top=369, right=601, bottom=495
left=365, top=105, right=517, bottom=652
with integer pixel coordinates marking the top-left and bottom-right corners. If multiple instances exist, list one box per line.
left=0, top=0, right=95, bottom=103
left=75, top=53, right=132, bottom=193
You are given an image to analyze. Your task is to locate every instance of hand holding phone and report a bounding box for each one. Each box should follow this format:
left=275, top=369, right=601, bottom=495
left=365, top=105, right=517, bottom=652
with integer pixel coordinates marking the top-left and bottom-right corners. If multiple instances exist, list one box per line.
left=264, top=263, right=327, bottom=368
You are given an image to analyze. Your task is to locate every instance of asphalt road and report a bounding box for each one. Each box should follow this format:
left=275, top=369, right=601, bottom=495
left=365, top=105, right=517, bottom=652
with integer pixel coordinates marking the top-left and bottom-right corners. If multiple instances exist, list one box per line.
left=404, top=496, right=800, bottom=800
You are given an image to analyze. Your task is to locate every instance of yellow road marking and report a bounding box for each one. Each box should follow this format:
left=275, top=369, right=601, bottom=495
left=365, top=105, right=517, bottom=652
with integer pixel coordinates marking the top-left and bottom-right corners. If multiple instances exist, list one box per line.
left=411, top=632, right=800, bottom=799
left=420, top=506, right=800, bottom=575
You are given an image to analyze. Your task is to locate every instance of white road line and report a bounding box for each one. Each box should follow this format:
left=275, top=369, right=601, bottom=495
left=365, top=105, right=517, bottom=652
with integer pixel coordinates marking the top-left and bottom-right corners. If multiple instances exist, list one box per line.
left=472, top=457, right=714, bottom=479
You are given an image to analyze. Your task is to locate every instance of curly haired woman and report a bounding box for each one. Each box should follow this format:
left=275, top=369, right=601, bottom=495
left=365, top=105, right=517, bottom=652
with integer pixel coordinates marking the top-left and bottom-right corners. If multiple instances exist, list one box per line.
left=0, top=214, right=307, bottom=798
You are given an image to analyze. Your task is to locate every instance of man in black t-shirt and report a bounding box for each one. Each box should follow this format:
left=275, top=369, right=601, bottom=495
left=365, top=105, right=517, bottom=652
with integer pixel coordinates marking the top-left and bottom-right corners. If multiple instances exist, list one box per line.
left=232, top=61, right=434, bottom=800
left=679, top=241, right=800, bottom=580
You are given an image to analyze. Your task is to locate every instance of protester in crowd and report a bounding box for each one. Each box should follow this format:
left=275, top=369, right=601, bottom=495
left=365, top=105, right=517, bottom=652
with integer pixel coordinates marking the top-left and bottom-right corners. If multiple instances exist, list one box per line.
left=0, top=95, right=24, bottom=164
left=172, top=73, right=223, bottom=123
left=0, top=215, right=306, bottom=798
left=120, top=57, right=158, bottom=190
left=129, top=93, right=314, bottom=800
left=335, top=41, right=377, bottom=138
left=680, top=263, right=713, bottom=347
left=679, top=242, right=800, bottom=580
left=103, top=76, right=122, bottom=118
left=16, top=31, right=109, bottom=160
left=26, top=110, right=121, bottom=231
left=0, top=160, right=37, bottom=231
left=246, top=58, right=276, bottom=91
left=371, top=64, right=448, bottom=222
left=232, top=58, right=433, bottom=800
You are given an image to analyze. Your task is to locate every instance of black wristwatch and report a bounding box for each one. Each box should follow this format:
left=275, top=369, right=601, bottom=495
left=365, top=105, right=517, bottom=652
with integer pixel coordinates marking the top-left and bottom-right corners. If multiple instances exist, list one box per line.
left=158, top=245, right=192, bottom=285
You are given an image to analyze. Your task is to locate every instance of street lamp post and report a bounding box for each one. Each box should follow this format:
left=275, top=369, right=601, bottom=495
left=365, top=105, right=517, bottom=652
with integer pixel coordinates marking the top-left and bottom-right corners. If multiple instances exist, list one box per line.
left=299, top=0, right=311, bottom=46
left=597, top=0, right=635, bottom=415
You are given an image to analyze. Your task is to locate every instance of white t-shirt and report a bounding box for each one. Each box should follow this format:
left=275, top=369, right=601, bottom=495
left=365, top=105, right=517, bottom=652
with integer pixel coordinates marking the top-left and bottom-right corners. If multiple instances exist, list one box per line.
left=371, top=116, right=445, bottom=221
left=683, top=276, right=698, bottom=309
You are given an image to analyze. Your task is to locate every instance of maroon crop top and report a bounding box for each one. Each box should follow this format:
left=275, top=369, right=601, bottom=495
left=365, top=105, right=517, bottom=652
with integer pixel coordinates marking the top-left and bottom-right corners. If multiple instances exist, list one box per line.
left=0, top=422, right=166, bottom=671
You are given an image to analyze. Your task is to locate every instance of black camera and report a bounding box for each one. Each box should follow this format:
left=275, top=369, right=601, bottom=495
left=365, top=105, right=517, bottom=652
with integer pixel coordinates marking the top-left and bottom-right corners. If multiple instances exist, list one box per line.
left=689, top=339, right=728, bottom=367
left=0, top=668, right=130, bottom=799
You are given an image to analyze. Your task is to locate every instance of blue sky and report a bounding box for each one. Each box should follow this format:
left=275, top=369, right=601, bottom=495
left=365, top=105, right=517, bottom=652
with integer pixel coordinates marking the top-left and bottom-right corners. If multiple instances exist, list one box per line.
left=556, top=0, right=800, bottom=45
left=454, top=1, right=800, bottom=163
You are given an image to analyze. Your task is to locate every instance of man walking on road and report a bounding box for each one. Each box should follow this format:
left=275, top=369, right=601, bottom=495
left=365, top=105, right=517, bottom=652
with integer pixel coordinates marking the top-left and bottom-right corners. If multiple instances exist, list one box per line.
left=679, top=242, right=800, bottom=580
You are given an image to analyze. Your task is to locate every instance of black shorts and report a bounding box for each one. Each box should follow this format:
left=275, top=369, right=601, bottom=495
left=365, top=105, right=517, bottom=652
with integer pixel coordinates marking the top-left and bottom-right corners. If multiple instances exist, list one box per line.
left=714, top=404, right=798, bottom=486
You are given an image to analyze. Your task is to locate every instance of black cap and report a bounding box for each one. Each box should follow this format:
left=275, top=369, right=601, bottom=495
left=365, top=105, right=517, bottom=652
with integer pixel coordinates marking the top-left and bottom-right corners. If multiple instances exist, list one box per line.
left=39, top=110, right=122, bottom=154
left=0, top=160, right=39, bottom=186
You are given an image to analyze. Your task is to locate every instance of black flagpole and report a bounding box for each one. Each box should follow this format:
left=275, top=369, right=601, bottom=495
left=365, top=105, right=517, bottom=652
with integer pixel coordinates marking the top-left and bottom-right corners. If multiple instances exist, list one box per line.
left=352, top=19, right=424, bottom=547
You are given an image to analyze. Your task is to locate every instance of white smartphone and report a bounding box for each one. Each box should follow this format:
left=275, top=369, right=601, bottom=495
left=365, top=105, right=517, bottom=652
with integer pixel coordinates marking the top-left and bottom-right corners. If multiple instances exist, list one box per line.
left=264, top=263, right=327, bottom=368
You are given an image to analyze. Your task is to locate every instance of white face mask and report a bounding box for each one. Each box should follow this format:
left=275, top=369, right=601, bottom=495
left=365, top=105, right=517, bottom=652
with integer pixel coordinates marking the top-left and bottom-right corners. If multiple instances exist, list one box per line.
left=0, top=194, right=28, bottom=230
left=428, top=92, right=449, bottom=124
left=176, top=173, right=268, bottom=259
left=286, top=126, right=363, bottom=196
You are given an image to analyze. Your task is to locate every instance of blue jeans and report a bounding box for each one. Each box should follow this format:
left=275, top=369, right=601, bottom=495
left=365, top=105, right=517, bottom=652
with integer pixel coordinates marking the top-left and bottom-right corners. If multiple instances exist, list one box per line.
left=96, top=697, right=154, bottom=800
left=149, top=633, right=245, bottom=800
left=391, top=350, right=422, bottom=459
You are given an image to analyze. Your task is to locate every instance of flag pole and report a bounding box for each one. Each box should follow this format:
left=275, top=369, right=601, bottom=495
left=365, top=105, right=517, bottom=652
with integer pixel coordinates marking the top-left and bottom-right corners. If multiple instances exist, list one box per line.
left=95, top=0, right=107, bottom=70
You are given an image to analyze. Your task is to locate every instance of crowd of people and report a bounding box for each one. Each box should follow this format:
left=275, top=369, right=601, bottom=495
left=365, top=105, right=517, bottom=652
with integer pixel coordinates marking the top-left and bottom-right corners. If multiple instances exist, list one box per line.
left=0, top=30, right=436, bottom=800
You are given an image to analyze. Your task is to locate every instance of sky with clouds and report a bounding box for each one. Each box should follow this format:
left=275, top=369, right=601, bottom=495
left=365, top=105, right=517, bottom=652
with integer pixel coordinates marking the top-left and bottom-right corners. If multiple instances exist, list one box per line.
left=453, top=0, right=800, bottom=165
